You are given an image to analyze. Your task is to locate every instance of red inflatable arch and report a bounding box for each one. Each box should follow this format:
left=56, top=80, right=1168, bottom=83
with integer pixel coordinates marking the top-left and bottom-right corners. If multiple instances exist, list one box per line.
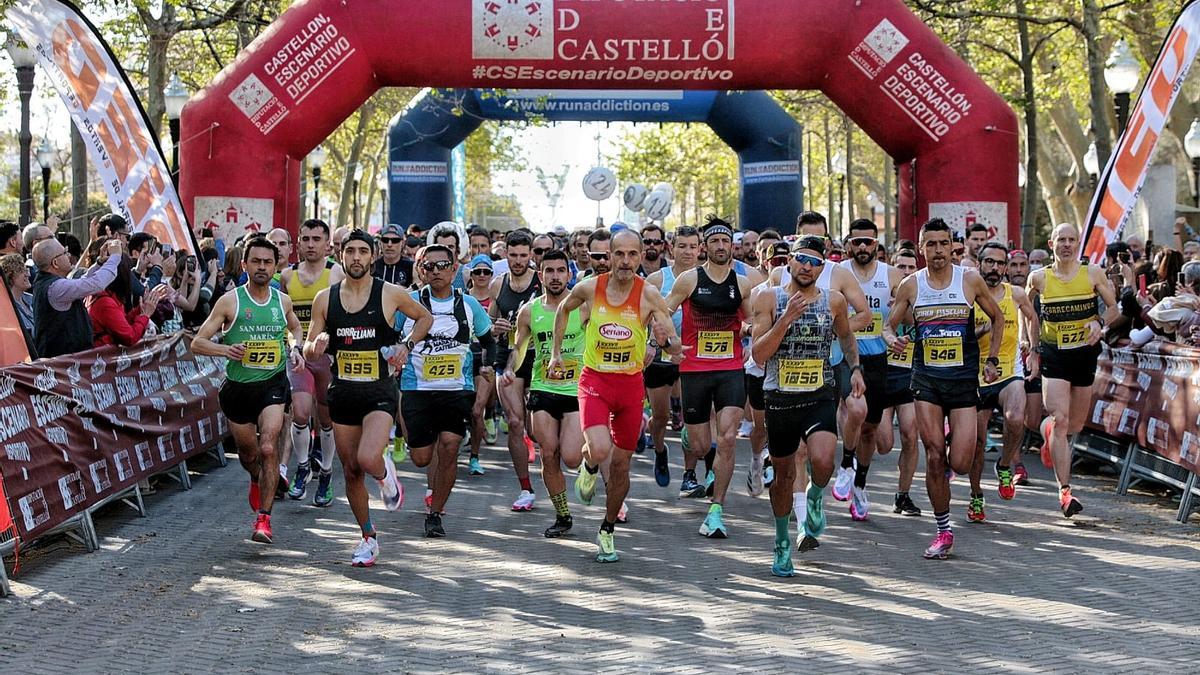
left=181, top=0, right=1017, bottom=243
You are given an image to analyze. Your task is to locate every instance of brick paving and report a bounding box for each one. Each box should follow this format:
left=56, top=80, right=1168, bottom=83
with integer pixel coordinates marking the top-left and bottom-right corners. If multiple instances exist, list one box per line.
left=3, top=431, right=1199, bottom=673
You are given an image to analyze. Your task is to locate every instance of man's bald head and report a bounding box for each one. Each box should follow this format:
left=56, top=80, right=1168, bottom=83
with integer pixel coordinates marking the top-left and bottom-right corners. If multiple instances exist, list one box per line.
left=32, top=238, right=65, bottom=271
left=611, top=229, right=643, bottom=250
left=1051, top=223, right=1079, bottom=241
left=22, top=224, right=51, bottom=253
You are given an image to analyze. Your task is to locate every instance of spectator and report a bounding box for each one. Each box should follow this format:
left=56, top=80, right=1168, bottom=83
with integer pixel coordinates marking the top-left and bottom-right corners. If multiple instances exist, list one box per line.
left=0, top=253, right=34, bottom=336
left=1126, top=234, right=1146, bottom=262
left=214, top=242, right=242, bottom=301
left=372, top=223, right=414, bottom=287
left=22, top=223, right=54, bottom=255
left=56, top=232, right=82, bottom=267
left=1149, top=248, right=1184, bottom=302
left=126, top=232, right=164, bottom=300
left=87, top=255, right=166, bottom=347
left=96, top=213, right=129, bottom=242
left=331, top=225, right=351, bottom=260
left=73, top=236, right=110, bottom=278
left=30, top=237, right=123, bottom=358
left=1028, top=248, right=1049, bottom=271
left=1147, top=261, right=1200, bottom=345
left=0, top=221, right=19, bottom=255
left=1183, top=240, right=1200, bottom=262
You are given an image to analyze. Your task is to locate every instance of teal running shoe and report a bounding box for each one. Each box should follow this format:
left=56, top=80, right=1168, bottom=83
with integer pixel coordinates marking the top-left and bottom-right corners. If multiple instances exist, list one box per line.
left=698, top=504, right=728, bottom=539
left=595, top=530, right=619, bottom=563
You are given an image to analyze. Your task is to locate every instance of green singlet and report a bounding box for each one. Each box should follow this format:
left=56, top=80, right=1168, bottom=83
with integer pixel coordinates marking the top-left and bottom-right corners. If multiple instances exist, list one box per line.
left=529, top=295, right=583, bottom=397
left=225, top=285, right=289, bottom=384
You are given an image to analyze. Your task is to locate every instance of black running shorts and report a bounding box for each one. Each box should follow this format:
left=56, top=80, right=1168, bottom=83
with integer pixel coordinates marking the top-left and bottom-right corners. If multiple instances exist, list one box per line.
left=680, top=369, right=746, bottom=425
left=745, top=372, right=765, bottom=411
left=401, top=390, right=474, bottom=448
left=527, top=390, right=580, bottom=421
left=1039, top=343, right=1100, bottom=388
left=644, top=361, right=680, bottom=389
left=328, top=381, right=398, bottom=427
left=219, top=372, right=290, bottom=426
left=910, top=370, right=978, bottom=412
left=764, top=391, right=838, bottom=457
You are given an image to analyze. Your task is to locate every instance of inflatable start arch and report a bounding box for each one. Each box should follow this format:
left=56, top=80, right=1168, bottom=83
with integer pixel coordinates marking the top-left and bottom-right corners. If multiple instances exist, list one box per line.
left=181, top=0, right=1018, bottom=242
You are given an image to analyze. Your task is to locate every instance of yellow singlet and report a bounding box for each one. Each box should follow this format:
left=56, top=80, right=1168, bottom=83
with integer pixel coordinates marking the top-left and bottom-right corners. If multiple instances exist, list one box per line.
left=286, top=262, right=333, bottom=335
left=975, top=284, right=1021, bottom=384
left=583, top=274, right=647, bottom=375
left=1039, top=263, right=1098, bottom=350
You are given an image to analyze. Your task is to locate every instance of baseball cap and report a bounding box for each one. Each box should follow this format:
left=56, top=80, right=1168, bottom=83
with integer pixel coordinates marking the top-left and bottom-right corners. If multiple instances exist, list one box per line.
left=769, top=242, right=791, bottom=258
left=380, top=223, right=403, bottom=238
left=733, top=232, right=745, bottom=244
left=610, top=221, right=630, bottom=233
left=792, top=235, right=827, bottom=257
left=468, top=254, right=493, bottom=270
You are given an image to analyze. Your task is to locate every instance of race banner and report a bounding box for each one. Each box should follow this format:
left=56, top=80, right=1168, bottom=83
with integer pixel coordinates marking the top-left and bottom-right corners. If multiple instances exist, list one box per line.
left=1088, top=343, right=1200, bottom=476
left=1081, top=0, right=1200, bottom=263
left=6, top=0, right=196, bottom=254
left=0, top=334, right=227, bottom=543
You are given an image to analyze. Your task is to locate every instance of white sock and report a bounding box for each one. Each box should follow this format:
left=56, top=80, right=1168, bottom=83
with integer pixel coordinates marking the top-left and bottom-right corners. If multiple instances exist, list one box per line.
left=793, top=491, right=806, bottom=534
left=318, top=426, right=335, bottom=471
left=291, top=422, right=311, bottom=466
left=278, top=463, right=287, bottom=479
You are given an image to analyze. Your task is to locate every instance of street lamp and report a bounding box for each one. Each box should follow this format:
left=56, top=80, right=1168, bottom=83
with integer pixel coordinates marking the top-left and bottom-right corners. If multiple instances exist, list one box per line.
left=1185, top=118, right=1200, bottom=207
left=832, top=152, right=847, bottom=235
left=7, top=38, right=37, bottom=226
left=309, top=145, right=328, bottom=220
left=163, top=73, right=189, bottom=179
left=352, top=162, right=364, bottom=228
left=1083, top=141, right=1100, bottom=189
left=1105, top=39, right=1141, bottom=136
left=36, top=138, right=53, bottom=221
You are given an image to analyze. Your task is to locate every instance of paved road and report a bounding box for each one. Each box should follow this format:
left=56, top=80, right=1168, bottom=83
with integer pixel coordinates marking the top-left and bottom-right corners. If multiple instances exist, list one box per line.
left=4, top=431, right=1199, bottom=673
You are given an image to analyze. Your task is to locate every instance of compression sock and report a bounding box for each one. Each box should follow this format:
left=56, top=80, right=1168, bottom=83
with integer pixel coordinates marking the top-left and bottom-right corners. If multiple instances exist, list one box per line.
left=840, top=446, right=855, bottom=469
left=318, top=426, right=335, bottom=471
left=935, top=511, right=952, bottom=533
left=550, top=491, right=570, bottom=517
left=291, top=422, right=311, bottom=466
left=362, top=518, right=375, bottom=538
left=703, top=447, right=716, bottom=475
left=854, top=462, right=870, bottom=489
left=775, top=515, right=791, bottom=542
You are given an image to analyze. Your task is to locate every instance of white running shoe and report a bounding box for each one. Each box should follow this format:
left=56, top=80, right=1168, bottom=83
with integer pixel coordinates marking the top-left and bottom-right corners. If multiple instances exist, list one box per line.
left=737, top=419, right=753, bottom=438
left=832, top=463, right=855, bottom=502
left=747, top=454, right=764, bottom=497
left=351, top=536, right=379, bottom=567
left=377, top=457, right=403, bottom=511
left=850, top=486, right=870, bottom=521
left=511, top=490, right=536, bottom=512
left=617, top=502, right=629, bottom=524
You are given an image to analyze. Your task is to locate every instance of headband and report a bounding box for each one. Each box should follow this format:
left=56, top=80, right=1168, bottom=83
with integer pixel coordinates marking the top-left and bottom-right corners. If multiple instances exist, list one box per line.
left=703, top=224, right=734, bottom=242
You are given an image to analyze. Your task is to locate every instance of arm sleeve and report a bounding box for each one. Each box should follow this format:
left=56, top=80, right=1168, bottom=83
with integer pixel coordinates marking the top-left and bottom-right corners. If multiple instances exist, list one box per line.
left=48, top=254, right=122, bottom=311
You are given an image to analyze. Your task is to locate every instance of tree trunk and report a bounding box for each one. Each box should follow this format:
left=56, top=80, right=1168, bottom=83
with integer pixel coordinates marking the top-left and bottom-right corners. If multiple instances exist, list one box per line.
left=823, top=112, right=833, bottom=226
left=844, top=116, right=854, bottom=226
left=1081, top=0, right=1115, bottom=167
left=1016, top=0, right=1041, bottom=249
left=335, top=103, right=377, bottom=228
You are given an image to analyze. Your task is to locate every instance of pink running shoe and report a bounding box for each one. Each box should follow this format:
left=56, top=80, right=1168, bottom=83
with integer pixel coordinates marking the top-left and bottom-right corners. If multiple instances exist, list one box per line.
left=923, top=531, right=955, bottom=560
left=525, top=435, right=536, bottom=463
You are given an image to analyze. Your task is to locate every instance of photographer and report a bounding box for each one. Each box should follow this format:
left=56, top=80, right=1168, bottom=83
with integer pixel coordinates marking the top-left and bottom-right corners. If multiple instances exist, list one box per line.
left=1146, top=261, right=1200, bottom=346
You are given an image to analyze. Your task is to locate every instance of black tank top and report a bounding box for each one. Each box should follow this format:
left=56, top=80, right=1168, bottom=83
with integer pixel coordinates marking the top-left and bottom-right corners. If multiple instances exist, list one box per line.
left=496, top=271, right=541, bottom=355
left=326, top=278, right=397, bottom=388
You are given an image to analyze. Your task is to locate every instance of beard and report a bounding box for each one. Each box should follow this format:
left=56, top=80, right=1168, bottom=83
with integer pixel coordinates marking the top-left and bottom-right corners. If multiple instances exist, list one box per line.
left=854, top=250, right=874, bottom=265
left=643, top=248, right=660, bottom=262
left=346, top=264, right=368, bottom=280
left=709, top=249, right=730, bottom=265
left=984, top=271, right=1002, bottom=287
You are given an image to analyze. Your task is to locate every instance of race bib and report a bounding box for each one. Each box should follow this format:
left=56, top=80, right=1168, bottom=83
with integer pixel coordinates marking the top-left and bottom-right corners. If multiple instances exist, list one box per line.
left=778, top=358, right=824, bottom=393
left=337, top=350, right=378, bottom=382
left=242, top=340, right=282, bottom=370
left=889, top=341, right=914, bottom=368
left=422, top=354, right=463, bottom=381
left=923, top=336, right=963, bottom=367
left=295, top=306, right=312, bottom=333
left=1056, top=320, right=1091, bottom=350
left=696, top=330, right=735, bottom=359
left=548, top=358, right=580, bottom=382
left=854, top=311, right=884, bottom=338
left=597, top=346, right=635, bottom=370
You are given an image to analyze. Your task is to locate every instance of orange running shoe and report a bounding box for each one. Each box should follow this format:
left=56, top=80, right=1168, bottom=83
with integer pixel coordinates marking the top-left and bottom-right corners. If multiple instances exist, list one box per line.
left=1039, top=417, right=1055, bottom=468
left=251, top=513, right=273, bottom=544
left=1060, top=487, right=1083, bottom=518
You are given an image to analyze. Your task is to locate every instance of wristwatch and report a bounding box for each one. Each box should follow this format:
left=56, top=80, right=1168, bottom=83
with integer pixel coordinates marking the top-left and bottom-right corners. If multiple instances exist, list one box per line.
left=850, top=364, right=863, bottom=374
left=986, top=356, right=1000, bottom=366
left=402, top=339, right=415, bottom=351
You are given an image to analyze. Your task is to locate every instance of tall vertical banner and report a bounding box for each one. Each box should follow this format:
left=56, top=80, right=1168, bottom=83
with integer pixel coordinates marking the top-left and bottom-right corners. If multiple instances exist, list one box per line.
left=6, top=0, right=195, bottom=254
left=451, top=142, right=467, bottom=225
left=1082, top=0, right=1200, bottom=263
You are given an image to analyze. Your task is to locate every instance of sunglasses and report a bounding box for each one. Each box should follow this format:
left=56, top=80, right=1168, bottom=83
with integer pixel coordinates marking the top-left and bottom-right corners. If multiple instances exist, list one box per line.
left=979, top=258, right=1007, bottom=267
left=532, top=247, right=550, bottom=256
left=643, top=238, right=664, bottom=246
left=769, top=255, right=789, bottom=266
left=793, top=253, right=824, bottom=267
left=848, top=237, right=876, bottom=247
left=471, top=268, right=493, bottom=276
left=589, top=252, right=610, bottom=261
left=420, top=260, right=454, bottom=272
left=380, top=237, right=403, bottom=244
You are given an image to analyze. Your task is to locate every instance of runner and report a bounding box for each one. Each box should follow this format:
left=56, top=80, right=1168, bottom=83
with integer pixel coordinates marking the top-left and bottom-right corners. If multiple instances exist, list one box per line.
left=551, top=229, right=680, bottom=563
left=876, top=248, right=923, bottom=516
left=885, top=218, right=1004, bottom=559
left=751, top=235, right=864, bottom=576
left=304, top=231, right=433, bottom=566
left=489, top=231, right=542, bottom=511
left=466, top=254, right=497, bottom=474
left=664, top=216, right=755, bottom=538
left=281, top=219, right=343, bottom=506
left=191, top=236, right=304, bottom=544
left=645, top=226, right=700, bottom=488
left=401, top=244, right=497, bottom=537
left=506, top=250, right=586, bottom=537
left=837, top=219, right=906, bottom=521
left=972, top=242, right=1040, bottom=519
left=1026, top=223, right=1120, bottom=517
left=744, top=240, right=792, bottom=497
left=639, top=223, right=669, bottom=276
left=1006, top=248, right=1035, bottom=486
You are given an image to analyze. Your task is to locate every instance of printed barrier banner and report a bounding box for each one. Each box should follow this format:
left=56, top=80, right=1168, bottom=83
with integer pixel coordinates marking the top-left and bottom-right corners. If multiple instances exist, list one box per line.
left=1088, top=342, right=1200, bottom=476
left=6, top=0, right=195, bottom=254
left=0, top=334, right=227, bottom=543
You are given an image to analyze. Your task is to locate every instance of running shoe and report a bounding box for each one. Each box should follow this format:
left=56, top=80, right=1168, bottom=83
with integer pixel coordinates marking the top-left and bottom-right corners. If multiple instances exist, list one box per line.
left=468, top=456, right=485, bottom=476
left=762, top=450, right=775, bottom=489
left=653, top=446, right=670, bottom=487
left=704, top=469, right=716, bottom=498
left=967, top=495, right=987, bottom=522
left=313, top=470, right=334, bottom=507
left=1014, top=463, right=1029, bottom=486
left=1060, top=487, right=1083, bottom=518
left=850, top=486, right=870, bottom=521
left=485, top=417, right=498, bottom=444
left=923, top=531, right=954, bottom=560
left=288, top=464, right=311, bottom=500
left=309, top=444, right=323, bottom=474
left=595, top=530, right=619, bottom=563
left=832, top=462, right=854, bottom=502
left=424, top=513, right=446, bottom=538
left=893, top=492, right=922, bottom=516
left=512, top=490, right=536, bottom=512
left=698, top=505, right=728, bottom=538
left=525, top=435, right=536, bottom=463
left=499, top=417, right=509, bottom=435
left=251, top=513, right=273, bottom=544
left=737, top=419, right=753, bottom=438
left=351, top=536, right=379, bottom=567
left=274, top=465, right=288, bottom=500
left=635, top=432, right=647, bottom=454
left=391, top=436, right=408, bottom=464
left=771, top=538, right=795, bottom=577
left=1040, top=417, right=1055, bottom=468
left=679, top=470, right=706, bottom=498
left=575, top=467, right=597, bottom=506
left=798, top=533, right=821, bottom=553
left=377, top=458, right=404, bottom=512
left=544, top=515, right=573, bottom=538
left=746, top=455, right=764, bottom=498
left=995, top=465, right=1016, bottom=500
left=617, top=503, right=629, bottom=524
left=423, top=490, right=433, bottom=514
left=248, top=480, right=261, bottom=512
left=805, top=482, right=826, bottom=539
